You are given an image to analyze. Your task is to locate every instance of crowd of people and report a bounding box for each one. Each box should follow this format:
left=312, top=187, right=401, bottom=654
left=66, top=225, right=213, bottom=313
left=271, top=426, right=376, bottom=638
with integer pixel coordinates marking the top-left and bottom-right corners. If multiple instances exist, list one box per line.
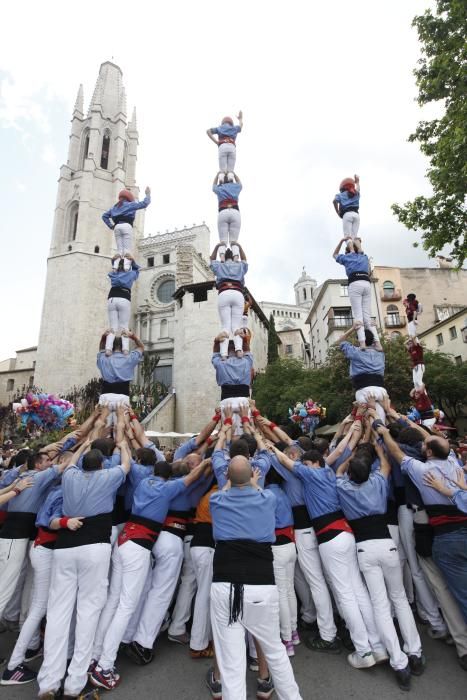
left=0, top=125, right=465, bottom=700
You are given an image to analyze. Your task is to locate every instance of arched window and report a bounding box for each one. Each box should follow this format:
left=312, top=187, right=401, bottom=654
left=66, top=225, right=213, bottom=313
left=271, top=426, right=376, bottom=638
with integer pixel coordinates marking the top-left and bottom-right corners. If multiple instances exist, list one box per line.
left=160, top=319, right=168, bottom=338
left=66, top=201, right=79, bottom=242
left=151, top=277, right=176, bottom=305
left=303, top=288, right=307, bottom=300
left=383, top=280, right=395, bottom=298
left=100, top=129, right=111, bottom=169
left=386, top=304, right=400, bottom=327
left=122, top=141, right=128, bottom=171
left=80, top=129, right=90, bottom=169
left=94, top=245, right=100, bottom=254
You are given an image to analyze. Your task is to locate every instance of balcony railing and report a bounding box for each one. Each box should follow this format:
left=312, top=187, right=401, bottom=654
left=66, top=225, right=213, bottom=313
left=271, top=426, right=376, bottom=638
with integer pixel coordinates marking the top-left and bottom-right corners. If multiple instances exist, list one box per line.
left=328, top=316, right=377, bottom=333
left=381, top=288, right=402, bottom=301
left=384, top=315, right=406, bottom=328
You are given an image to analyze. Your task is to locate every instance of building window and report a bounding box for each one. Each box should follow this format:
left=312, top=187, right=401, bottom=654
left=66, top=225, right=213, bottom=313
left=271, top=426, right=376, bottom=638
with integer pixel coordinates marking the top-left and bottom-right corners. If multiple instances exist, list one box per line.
left=449, top=326, right=457, bottom=340
left=193, top=287, right=208, bottom=303
left=298, top=313, right=301, bottom=319
left=285, top=345, right=293, bottom=355
left=340, top=284, right=349, bottom=297
left=122, top=141, right=128, bottom=171
left=67, top=201, right=79, bottom=242
left=455, top=355, right=463, bottom=366
left=147, top=257, right=154, bottom=267
left=383, top=280, right=395, bottom=296
left=162, top=253, right=170, bottom=264
left=303, top=289, right=307, bottom=300
left=6, top=379, right=14, bottom=392
left=386, top=304, right=400, bottom=326
left=156, top=279, right=176, bottom=304
left=436, top=333, right=444, bottom=346
left=94, top=245, right=100, bottom=253
left=29, top=376, right=34, bottom=387
left=100, top=130, right=111, bottom=169
left=160, top=319, right=168, bottom=338
left=80, top=130, right=90, bottom=168
left=154, top=365, right=172, bottom=389
left=391, top=331, right=401, bottom=340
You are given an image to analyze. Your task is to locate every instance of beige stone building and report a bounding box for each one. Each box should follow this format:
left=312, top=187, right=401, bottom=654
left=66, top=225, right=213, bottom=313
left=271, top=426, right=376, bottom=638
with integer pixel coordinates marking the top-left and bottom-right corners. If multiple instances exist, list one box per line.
left=418, top=308, right=467, bottom=365
left=0, top=348, right=37, bottom=406
left=277, top=328, right=311, bottom=366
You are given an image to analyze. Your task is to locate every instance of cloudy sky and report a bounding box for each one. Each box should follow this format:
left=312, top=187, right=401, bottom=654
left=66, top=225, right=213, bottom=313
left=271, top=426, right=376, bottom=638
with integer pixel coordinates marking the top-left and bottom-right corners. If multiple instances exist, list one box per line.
left=0, top=0, right=447, bottom=360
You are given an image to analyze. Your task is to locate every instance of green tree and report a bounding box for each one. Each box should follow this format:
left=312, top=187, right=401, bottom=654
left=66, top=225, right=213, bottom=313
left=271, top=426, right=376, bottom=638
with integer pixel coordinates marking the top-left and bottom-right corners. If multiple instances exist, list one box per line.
left=392, top=1, right=467, bottom=265
left=423, top=349, right=467, bottom=423
left=267, top=314, right=279, bottom=365
left=253, top=359, right=314, bottom=422
left=140, top=353, right=160, bottom=394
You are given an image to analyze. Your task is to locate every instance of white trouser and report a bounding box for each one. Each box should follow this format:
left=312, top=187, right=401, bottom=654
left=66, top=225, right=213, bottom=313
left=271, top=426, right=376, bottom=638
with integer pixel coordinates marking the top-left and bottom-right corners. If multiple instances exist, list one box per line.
left=0, top=537, right=29, bottom=620
left=211, top=582, right=303, bottom=700
left=94, top=540, right=151, bottom=670
left=217, top=208, right=241, bottom=257
left=114, top=223, right=133, bottom=256
left=319, top=532, right=385, bottom=656
left=408, top=320, right=417, bottom=337
left=294, top=527, right=336, bottom=641
left=168, top=535, right=197, bottom=637
left=348, top=280, right=380, bottom=345
left=8, top=545, right=53, bottom=669
left=37, top=543, right=111, bottom=696
left=106, top=297, right=132, bottom=353
left=294, top=561, right=316, bottom=623
left=412, top=364, right=425, bottom=389
left=110, top=522, right=125, bottom=547
left=272, top=542, right=298, bottom=642
left=218, top=289, right=244, bottom=355
left=355, top=387, right=387, bottom=422
left=220, top=397, right=251, bottom=437
left=397, top=506, right=446, bottom=631
left=190, top=546, right=214, bottom=650
left=387, top=523, right=414, bottom=605
left=356, top=538, right=421, bottom=670
left=133, top=531, right=184, bottom=649
left=2, top=556, right=27, bottom=622
left=342, top=211, right=360, bottom=238
left=218, top=142, right=236, bottom=172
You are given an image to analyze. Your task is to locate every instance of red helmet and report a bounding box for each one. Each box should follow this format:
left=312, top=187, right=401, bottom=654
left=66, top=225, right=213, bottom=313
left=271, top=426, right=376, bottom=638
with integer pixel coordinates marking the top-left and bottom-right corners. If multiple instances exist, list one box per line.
left=339, top=177, right=355, bottom=192
left=221, top=116, right=234, bottom=125
left=118, top=189, right=135, bottom=202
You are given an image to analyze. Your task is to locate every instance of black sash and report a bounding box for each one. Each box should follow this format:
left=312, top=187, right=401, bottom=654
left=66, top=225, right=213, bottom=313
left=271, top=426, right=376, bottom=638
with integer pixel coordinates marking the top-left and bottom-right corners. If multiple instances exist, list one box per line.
left=352, top=373, right=385, bottom=390
left=348, top=271, right=370, bottom=284
left=0, top=512, right=37, bottom=540
left=348, top=514, right=390, bottom=543
left=112, top=215, right=134, bottom=225
left=108, top=286, right=131, bottom=301
left=55, top=513, right=113, bottom=549
left=221, top=384, right=250, bottom=400
left=292, top=504, right=313, bottom=529
left=213, top=540, right=274, bottom=585
left=101, top=380, right=130, bottom=396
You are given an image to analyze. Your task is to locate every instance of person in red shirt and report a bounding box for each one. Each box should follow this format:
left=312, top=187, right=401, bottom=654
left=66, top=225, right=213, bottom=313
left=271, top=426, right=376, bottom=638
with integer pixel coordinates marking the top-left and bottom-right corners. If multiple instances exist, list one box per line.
left=406, top=339, right=425, bottom=389
left=403, top=294, right=422, bottom=338
left=410, top=385, right=435, bottom=428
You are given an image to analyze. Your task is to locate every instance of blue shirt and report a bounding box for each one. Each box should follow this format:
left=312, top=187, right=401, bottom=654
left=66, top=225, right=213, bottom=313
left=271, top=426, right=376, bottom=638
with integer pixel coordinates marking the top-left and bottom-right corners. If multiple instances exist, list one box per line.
left=210, top=261, right=248, bottom=286
left=269, top=455, right=305, bottom=507
left=328, top=446, right=352, bottom=473
left=62, top=465, right=126, bottom=517
left=335, top=252, right=369, bottom=278
left=174, top=437, right=198, bottom=461
left=340, top=342, right=385, bottom=379
left=336, top=471, right=388, bottom=520
left=210, top=486, right=276, bottom=542
left=168, top=475, right=210, bottom=511
left=77, top=453, right=121, bottom=471
left=35, top=485, right=63, bottom=528
left=212, top=449, right=271, bottom=489
left=334, top=190, right=360, bottom=211
left=108, top=261, right=140, bottom=290
left=451, top=489, right=467, bottom=513
left=8, top=467, right=60, bottom=514
left=210, top=124, right=241, bottom=140
left=102, top=195, right=151, bottom=230
left=212, top=352, right=253, bottom=387
left=132, top=476, right=186, bottom=522
left=293, top=463, right=341, bottom=519
left=125, top=462, right=154, bottom=511
left=97, top=350, right=142, bottom=383
left=266, top=483, right=293, bottom=529
left=0, top=467, right=20, bottom=488
left=401, top=455, right=465, bottom=507
left=212, top=183, right=242, bottom=204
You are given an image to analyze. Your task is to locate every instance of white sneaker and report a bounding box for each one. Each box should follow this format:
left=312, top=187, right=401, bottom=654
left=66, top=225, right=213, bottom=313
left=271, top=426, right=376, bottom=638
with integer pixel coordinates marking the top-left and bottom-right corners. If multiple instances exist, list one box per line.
left=227, top=172, right=235, bottom=182
left=347, top=652, right=376, bottom=669
left=372, top=650, right=390, bottom=664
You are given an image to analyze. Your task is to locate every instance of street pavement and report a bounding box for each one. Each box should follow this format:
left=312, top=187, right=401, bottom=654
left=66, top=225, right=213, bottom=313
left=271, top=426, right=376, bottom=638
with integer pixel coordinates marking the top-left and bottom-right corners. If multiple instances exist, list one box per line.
left=1, top=622, right=466, bottom=700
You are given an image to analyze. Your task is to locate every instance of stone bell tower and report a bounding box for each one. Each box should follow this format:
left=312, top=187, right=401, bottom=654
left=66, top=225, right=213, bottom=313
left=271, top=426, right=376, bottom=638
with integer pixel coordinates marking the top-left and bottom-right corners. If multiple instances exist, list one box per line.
left=35, top=62, right=144, bottom=393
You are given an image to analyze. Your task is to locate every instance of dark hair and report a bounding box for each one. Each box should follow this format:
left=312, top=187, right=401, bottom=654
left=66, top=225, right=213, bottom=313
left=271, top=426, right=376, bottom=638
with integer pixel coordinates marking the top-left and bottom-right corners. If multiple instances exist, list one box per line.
left=301, top=449, right=325, bottom=467
left=389, top=423, right=402, bottom=439
left=113, top=337, right=123, bottom=352
left=349, top=455, right=371, bottom=484
left=117, top=258, right=125, bottom=272
left=398, top=428, right=422, bottom=447
left=355, top=443, right=376, bottom=463
left=297, top=436, right=313, bottom=452
left=407, top=293, right=416, bottom=301
left=426, top=438, right=450, bottom=460
left=225, top=248, right=233, bottom=261
left=82, top=449, right=104, bottom=472
left=153, top=461, right=172, bottom=480
left=229, top=439, right=250, bottom=459
left=364, top=329, right=374, bottom=347
left=312, top=437, right=329, bottom=456
left=240, top=433, right=257, bottom=457
left=274, top=440, right=288, bottom=453
left=265, top=468, right=284, bottom=486
left=136, top=447, right=157, bottom=467
left=91, top=438, right=115, bottom=457
left=12, top=449, right=32, bottom=468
